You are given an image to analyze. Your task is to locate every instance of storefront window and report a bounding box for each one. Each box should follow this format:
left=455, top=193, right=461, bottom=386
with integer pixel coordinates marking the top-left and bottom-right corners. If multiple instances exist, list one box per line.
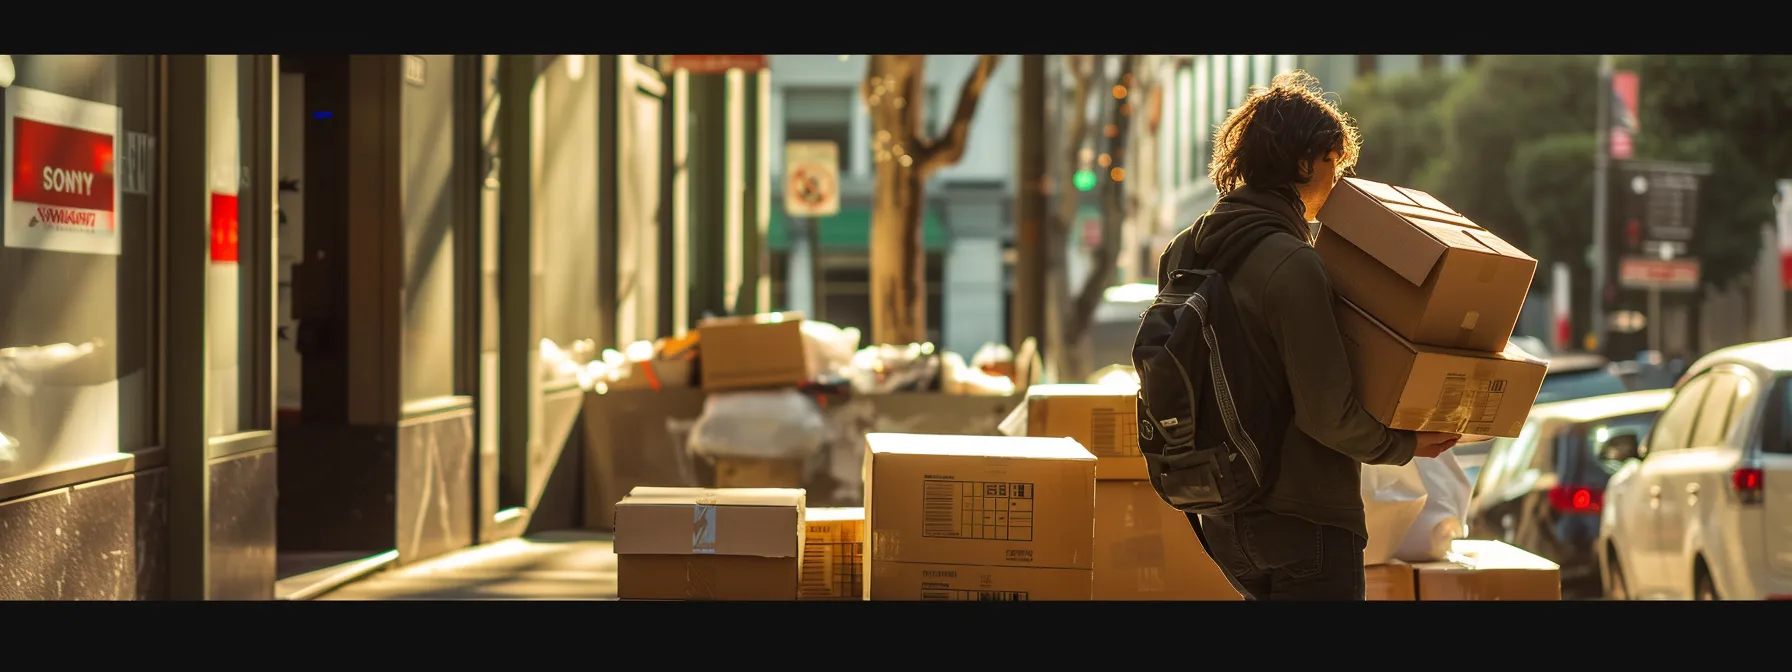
left=205, top=54, right=274, bottom=437
left=0, top=55, right=159, bottom=478
left=401, top=55, right=462, bottom=405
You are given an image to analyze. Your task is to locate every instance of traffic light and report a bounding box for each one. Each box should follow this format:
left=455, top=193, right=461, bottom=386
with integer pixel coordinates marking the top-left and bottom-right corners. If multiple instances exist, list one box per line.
left=1073, top=169, right=1097, bottom=192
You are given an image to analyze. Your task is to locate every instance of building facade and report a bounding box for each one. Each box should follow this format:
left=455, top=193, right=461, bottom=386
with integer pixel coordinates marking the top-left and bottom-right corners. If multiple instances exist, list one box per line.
left=0, top=54, right=751, bottom=600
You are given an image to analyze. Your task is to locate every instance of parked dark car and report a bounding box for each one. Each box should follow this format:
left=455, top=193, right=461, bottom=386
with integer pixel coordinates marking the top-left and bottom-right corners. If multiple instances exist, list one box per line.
left=1465, top=389, right=1672, bottom=598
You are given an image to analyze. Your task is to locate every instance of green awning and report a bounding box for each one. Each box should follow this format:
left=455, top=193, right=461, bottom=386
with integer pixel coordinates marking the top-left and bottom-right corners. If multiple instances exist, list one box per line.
left=767, top=204, right=950, bottom=251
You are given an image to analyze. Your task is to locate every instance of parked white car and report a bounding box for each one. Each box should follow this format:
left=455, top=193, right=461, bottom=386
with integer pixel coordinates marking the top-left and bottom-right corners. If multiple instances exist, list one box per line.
left=1597, top=338, right=1792, bottom=600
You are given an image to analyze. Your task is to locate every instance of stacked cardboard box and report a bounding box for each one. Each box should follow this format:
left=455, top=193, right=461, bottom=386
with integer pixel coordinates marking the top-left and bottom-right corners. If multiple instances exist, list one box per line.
left=695, top=312, right=818, bottom=485
left=1317, top=178, right=1552, bottom=594
left=798, top=507, right=865, bottom=600
left=1366, top=540, right=1561, bottom=600
left=1018, top=384, right=1240, bottom=600
left=864, top=433, right=1096, bottom=600
left=1316, top=177, right=1548, bottom=439
left=613, top=486, right=807, bottom=600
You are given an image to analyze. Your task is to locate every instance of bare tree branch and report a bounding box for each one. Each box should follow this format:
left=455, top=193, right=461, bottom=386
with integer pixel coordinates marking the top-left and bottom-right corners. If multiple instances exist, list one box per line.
left=917, top=55, right=1003, bottom=177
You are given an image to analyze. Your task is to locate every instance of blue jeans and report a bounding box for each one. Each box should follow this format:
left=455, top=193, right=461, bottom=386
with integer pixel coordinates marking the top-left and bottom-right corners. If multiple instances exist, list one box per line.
left=1190, top=510, right=1367, bottom=601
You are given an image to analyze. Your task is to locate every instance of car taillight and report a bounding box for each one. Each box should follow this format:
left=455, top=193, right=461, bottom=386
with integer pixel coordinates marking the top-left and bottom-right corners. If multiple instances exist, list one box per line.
left=1548, top=485, right=1603, bottom=514
left=1732, top=467, right=1765, bottom=505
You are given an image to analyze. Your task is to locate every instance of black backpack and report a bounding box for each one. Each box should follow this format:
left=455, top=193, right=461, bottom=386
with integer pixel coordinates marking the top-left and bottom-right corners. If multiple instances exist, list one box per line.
left=1132, top=225, right=1292, bottom=517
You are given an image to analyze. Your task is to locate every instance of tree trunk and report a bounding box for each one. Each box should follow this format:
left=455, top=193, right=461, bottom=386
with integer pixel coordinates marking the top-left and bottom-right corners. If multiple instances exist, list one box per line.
left=1045, top=56, right=1100, bottom=381
left=863, top=54, right=1002, bottom=346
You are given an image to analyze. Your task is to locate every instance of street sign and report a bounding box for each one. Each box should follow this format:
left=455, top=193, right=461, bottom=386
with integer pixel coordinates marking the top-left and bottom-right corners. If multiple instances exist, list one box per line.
left=669, top=55, right=767, bottom=74
left=784, top=141, right=840, bottom=218
left=1614, top=160, right=1711, bottom=248
left=1618, top=256, right=1700, bottom=291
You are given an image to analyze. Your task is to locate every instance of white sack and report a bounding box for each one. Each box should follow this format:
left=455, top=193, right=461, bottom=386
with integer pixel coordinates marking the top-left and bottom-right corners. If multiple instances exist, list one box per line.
left=1360, top=461, right=1429, bottom=566
left=688, top=389, right=828, bottom=460
left=1393, top=452, right=1473, bottom=563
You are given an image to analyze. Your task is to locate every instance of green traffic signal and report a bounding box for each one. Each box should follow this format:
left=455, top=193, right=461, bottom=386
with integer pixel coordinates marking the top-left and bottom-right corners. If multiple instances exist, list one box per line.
left=1073, top=169, right=1097, bottom=192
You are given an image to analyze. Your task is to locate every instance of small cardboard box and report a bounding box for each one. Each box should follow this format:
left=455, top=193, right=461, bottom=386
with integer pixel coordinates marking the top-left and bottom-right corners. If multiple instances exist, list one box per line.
left=799, top=507, right=865, bottom=600
left=613, top=486, right=806, bottom=600
left=1337, top=297, right=1546, bottom=438
left=864, top=433, right=1096, bottom=570
left=714, top=457, right=805, bottom=489
left=1316, top=178, right=1537, bottom=352
left=1365, top=562, right=1417, bottom=601
left=1093, top=480, right=1239, bottom=600
left=868, top=560, right=1093, bottom=601
left=697, top=312, right=814, bottom=391
left=1412, top=539, right=1561, bottom=601
left=1019, top=383, right=1147, bottom=481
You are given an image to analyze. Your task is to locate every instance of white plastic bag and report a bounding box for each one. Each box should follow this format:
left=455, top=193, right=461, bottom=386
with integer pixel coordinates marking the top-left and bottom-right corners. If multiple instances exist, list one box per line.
left=1393, top=452, right=1473, bottom=563
left=1360, top=461, right=1429, bottom=566
left=687, top=389, right=828, bottom=461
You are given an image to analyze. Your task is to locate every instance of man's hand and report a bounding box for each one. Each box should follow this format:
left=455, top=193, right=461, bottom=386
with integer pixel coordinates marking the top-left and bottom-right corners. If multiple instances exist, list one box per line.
left=1414, top=432, right=1461, bottom=459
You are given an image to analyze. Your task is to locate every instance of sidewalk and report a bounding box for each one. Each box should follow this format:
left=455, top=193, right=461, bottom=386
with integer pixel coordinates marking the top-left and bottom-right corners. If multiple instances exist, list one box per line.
left=320, top=530, right=618, bottom=600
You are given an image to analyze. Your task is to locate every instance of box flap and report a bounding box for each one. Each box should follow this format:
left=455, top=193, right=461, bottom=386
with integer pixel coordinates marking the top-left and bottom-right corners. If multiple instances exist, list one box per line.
left=867, top=432, right=1096, bottom=461
left=1025, top=382, right=1139, bottom=399
left=1443, top=539, right=1560, bottom=571
left=1318, top=178, right=1448, bottom=287
left=1393, top=185, right=1460, bottom=215
left=806, top=506, right=865, bottom=523
left=1338, top=296, right=1419, bottom=355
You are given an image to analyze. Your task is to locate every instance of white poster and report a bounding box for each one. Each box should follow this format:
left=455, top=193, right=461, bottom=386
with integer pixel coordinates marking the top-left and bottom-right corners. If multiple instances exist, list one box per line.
left=3, top=85, right=122, bottom=255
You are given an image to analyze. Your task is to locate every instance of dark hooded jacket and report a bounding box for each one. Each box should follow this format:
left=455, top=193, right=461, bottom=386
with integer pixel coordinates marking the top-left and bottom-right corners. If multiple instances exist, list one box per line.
left=1156, top=184, right=1417, bottom=540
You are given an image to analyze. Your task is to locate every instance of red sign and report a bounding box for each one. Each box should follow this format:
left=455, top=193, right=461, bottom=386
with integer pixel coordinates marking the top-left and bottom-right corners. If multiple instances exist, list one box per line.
left=1618, top=257, right=1699, bottom=290
left=11, top=116, right=116, bottom=231
left=669, top=55, right=767, bottom=74
left=210, top=192, right=239, bottom=263
left=1609, top=70, right=1639, bottom=160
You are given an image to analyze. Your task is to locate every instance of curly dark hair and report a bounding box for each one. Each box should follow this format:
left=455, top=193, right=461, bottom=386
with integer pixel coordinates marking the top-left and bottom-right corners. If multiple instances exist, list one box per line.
left=1207, top=70, right=1361, bottom=197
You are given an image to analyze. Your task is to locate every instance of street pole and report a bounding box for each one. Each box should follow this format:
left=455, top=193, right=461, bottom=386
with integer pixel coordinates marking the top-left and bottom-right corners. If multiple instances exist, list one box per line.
left=1590, top=54, right=1613, bottom=355
left=1013, top=55, right=1047, bottom=352
left=807, top=216, right=824, bottom=321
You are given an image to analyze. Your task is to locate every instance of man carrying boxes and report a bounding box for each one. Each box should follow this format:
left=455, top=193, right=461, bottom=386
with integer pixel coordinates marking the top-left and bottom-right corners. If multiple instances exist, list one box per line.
left=1137, top=71, right=1494, bottom=601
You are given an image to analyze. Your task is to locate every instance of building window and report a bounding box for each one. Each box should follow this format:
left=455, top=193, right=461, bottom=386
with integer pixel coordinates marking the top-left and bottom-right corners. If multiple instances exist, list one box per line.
left=1209, top=55, right=1228, bottom=130
left=0, top=55, right=161, bottom=477
left=784, top=87, right=854, bottom=176
left=1192, top=59, right=1208, bottom=181
left=1229, top=56, right=1249, bottom=109
left=398, top=54, right=463, bottom=404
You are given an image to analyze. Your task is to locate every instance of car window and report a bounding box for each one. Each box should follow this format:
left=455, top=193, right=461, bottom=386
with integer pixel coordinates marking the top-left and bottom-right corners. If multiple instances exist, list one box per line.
left=1687, top=372, right=1739, bottom=449
left=1536, top=369, right=1630, bottom=405
left=1581, top=411, right=1659, bottom=485
left=1766, top=376, right=1792, bottom=456
left=1648, top=374, right=1714, bottom=455
left=1477, top=419, right=1542, bottom=501
left=1723, top=372, right=1763, bottom=447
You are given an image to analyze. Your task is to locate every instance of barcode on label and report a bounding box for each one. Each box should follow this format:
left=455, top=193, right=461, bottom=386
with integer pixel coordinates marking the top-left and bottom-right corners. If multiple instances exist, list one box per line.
left=921, top=589, right=1029, bottom=601
left=799, top=540, right=863, bottom=599
left=922, top=479, right=1035, bottom=541
left=1088, top=408, right=1141, bottom=457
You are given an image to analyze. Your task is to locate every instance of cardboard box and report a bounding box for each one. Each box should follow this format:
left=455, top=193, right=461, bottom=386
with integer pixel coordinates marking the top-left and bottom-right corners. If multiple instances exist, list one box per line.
left=1337, top=297, right=1546, bottom=438
left=869, top=560, right=1093, bottom=600
left=613, top=486, right=806, bottom=600
left=864, top=433, right=1096, bottom=570
left=1093, top=480, right=1239, bottom=600
left=1020, top=383, right=1147, bottom=480
left=1316, top=178, right=1537, bottom=352
left=697, top=312, right=814, bottom=391
left=714, top=457, right=805, bottom=489
left=1412, top=539, right=1561, bottom=601
left=1365, top=562, right=1417, bottom=600
left=800, top=507, right=865, bottom=600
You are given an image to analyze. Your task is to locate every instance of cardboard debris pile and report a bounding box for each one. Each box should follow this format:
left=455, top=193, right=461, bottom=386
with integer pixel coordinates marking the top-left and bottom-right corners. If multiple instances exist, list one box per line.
left=1316, top=177, right=1546, bottom=440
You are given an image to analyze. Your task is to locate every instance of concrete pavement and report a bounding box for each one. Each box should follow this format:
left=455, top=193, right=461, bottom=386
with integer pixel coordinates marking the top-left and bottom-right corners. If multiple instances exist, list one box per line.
left=320, top=530, right=618, bottom=600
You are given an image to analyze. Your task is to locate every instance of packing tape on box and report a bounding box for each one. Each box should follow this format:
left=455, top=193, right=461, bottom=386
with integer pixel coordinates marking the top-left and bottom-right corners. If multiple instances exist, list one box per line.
left=692, top=503, right=718, bottom=554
